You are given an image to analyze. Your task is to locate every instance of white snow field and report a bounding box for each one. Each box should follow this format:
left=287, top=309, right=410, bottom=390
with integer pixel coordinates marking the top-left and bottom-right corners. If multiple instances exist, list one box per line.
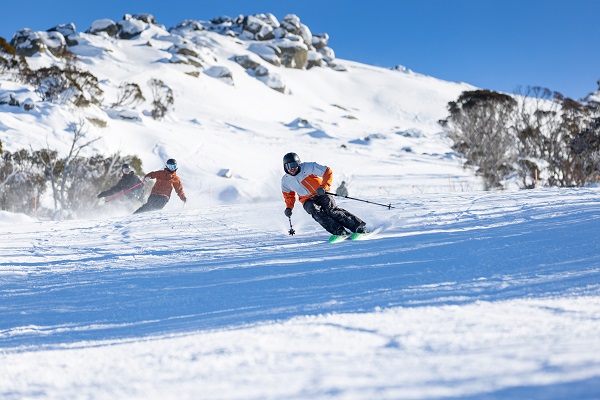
left=1, top=187, right=599, bottom=399
left=1, top=13, right=600, bottom=400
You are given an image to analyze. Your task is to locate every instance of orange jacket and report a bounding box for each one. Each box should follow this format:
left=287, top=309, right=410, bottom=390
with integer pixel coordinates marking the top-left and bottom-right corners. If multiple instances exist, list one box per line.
left=145, top=169, right=186, bottom=200
left=281, top=162, right=332, bottom=209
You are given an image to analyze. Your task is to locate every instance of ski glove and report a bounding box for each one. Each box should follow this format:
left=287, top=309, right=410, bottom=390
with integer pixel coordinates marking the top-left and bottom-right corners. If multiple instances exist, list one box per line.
left=284, top=208, right=292, bottom=217
left=316, top=187, right=326, bottom=196
left=143, top=176, right=150, bottom=183
left=183, top=197, right=187, bottom=204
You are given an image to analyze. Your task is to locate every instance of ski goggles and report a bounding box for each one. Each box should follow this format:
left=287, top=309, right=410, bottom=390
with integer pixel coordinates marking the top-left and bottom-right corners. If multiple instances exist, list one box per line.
left=122, top=167, right=131, bottom=173
left=285, top=162, right=299, bottom=170
left=166, top=164, right=177, bottom=171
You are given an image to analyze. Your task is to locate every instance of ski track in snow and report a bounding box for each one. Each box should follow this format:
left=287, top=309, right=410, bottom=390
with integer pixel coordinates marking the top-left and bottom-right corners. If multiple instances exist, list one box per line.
left=1, top=188, right=600, bottom=399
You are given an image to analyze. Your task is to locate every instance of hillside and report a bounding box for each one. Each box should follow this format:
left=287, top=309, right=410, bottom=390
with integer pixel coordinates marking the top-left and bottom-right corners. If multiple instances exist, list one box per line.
left=1, top=13, right=480, bottom=213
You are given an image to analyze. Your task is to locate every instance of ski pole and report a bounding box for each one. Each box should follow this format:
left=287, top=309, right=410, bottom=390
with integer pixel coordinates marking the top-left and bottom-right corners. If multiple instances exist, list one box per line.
left=288, top=216, right=296, bottom=235
left=105, top=181, right=144, bottom=203
left=326, top=191, right=395, bottom=209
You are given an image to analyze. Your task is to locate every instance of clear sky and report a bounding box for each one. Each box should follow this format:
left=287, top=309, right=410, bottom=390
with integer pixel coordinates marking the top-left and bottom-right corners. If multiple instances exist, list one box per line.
left=1, top=0, right=599, bottom=100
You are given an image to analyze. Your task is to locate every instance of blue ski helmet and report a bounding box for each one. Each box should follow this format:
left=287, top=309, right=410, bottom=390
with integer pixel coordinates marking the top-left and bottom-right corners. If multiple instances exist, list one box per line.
left=166, top=158, right=177, bottom=171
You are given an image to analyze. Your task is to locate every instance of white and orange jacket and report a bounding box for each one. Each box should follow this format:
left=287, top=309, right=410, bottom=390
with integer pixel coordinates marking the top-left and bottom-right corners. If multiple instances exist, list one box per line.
left=281, top=162, right=333, bottom=209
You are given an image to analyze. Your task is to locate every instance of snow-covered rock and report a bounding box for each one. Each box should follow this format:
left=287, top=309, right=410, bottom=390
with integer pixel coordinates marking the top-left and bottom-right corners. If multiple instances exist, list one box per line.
left=88, top=19, right=119, bottom=37
left=10, top=28, right=67, bottom=57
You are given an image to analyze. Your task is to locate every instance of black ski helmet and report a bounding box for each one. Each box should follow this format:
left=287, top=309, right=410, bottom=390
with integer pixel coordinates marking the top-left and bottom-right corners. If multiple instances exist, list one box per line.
left=166, top=158, right=177, bottom=171
left=283, top=152, right=301, bottom=174
left=121, top=163, right=131, bottom=172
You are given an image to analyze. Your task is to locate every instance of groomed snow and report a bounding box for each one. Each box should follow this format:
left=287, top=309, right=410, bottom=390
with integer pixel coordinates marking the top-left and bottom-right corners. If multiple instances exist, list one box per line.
left=1, top=188, right=599, bottom=399
left=1, top=15, right=599, bottom=399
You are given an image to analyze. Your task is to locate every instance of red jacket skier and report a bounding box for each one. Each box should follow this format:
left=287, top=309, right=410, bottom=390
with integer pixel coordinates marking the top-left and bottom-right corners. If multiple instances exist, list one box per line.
left=134, top=159, right=187, bottom=214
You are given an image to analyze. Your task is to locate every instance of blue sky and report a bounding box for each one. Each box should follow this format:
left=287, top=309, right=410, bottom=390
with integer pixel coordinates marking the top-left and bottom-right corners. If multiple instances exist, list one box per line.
left=1, top=0, right=599, bottom=100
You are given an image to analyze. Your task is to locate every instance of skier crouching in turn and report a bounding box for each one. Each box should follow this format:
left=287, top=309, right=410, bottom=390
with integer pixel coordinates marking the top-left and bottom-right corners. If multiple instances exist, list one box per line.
left=97, top=163, right=143, bottom=203
left=134, top=158, right=187, bottom=214
left=281, top=152, right=367, bottom=237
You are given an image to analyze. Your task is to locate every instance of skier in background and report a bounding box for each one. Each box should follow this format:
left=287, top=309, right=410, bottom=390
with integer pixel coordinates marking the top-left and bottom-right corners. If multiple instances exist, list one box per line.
left=134, top=158, right=187, bottom=214
left=281, top=152, right=367, bottom=237
left=336, top=181, right=349, bottom=197
left=97, top=163, right=143, bottom=203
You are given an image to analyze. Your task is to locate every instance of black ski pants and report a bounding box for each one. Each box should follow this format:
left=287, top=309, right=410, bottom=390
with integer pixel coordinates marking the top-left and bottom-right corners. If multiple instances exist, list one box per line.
left=133, top=194, right=169, bottom=214
left=303, top=194, right=364, bottom=235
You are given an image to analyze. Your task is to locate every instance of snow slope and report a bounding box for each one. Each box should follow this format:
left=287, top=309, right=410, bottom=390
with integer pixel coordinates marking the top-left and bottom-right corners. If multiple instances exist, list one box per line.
left=1, top=14, right=599, bottom=400
left=1, top=187, right=599, bottom=399
left=1, top=18, right=480, bottom=213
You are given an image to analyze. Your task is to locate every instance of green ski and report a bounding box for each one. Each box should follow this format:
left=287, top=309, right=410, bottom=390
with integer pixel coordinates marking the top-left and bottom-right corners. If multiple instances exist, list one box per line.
left=328, top=233, right=349, bottom=243
left=350, top=231, right=373, bottom=241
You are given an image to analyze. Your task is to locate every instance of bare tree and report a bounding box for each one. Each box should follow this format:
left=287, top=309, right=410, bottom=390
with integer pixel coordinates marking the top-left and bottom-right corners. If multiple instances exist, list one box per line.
left=441, top=90, right=518, bottom=189
left=111, top=82, right=146, bottom=108
left=148, top=78, right=174, bottom=120
left=39, top=118, right=100, bottom=212
left=0, top=149, right=48, bottom=214
left=514, top=86, right=600, bottom=186
left=24, top=59, right=103, bottom=107
left=0, top=37, right=30, bottom=83
left=0, top=155, right=19, bottom=191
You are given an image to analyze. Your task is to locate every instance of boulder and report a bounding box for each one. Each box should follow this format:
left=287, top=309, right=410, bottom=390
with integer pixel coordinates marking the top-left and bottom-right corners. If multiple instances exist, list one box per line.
left=169, top=20, right=205, bottom=35
left=205, top=66, right=234, bottom=85
left=306, top=50, right=323, bottom=69
left=10, top=29, right=45, bottom=56
left=167, top=54, right=203, bottom=68
left=248, top=43, right=281, bottom=66
left=22, top=98, right=35, bottom=111
left=117, top=18, right=148, bottom=39
left=211, top=16, right=234, bottom=25
left=42, top=31, right=68, bottom=56
left=168, top=43, right=200, bottom=58
left=273, top=38, right=308, bottom=69
left=87, top=19, right=119, bottom=37
left=318, top=46, right=336, bottom=64
left=272, top=27, right=287, bottom=39
left=298, top=24, right=312, bottom=46
left=312, top=33, right=329, bottom=50
left=10, top=29, right=67, bottom=57
left=281, top=14, right=301, bottom=34
left=286, top=118, right=313, bottom=129
left=330, top=63, right=347, bottom=72
left=48, top=23, right=76, bottom=38
left=48, top=24, right=79, bottom=47
left=131, top=14, right=157, bottom=25
left=232, top=54, right=261, bottom=70
left=115, top=109, right=142, bottom=121
left=218, top=169, right=233, bottom=178
left=241, top=14, right=280, bottom=41
left=243, top=15, right=267, bottom=35
left=256, top=24, right=276, bottom=41
left=253, top=65, right=269, bottom=77
left=391, top=65, right=414, bottom=74
left=250, top=67, right=288, bottom=93
left=260, top=13, right=280, bottom=28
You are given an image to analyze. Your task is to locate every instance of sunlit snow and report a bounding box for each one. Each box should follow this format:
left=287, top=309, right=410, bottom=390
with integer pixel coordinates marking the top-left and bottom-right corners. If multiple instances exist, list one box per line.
left=1, top=14, right=599, bottom=400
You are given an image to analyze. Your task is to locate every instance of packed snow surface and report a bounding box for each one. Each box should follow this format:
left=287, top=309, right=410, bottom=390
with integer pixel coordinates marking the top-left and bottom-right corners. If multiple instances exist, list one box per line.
left=1, top=14, right=599, bottom=400
left=1, top=187, right=599, bottom=399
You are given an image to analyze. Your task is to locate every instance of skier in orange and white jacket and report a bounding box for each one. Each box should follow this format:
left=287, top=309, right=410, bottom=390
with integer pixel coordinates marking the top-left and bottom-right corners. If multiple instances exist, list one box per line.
left=281, top=152, right=367, bottom=236
left=134, top=158, right=187, bottom=214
